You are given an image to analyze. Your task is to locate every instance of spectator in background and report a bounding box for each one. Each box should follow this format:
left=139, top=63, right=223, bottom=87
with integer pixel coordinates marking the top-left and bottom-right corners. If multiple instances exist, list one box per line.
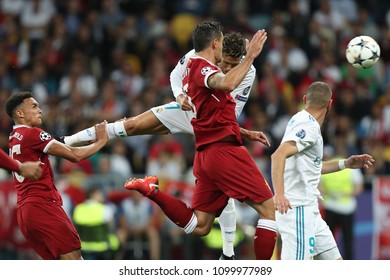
left=0, top=60, right=16, bottom=90
left=31, top=60, right=58, bottom=98
left=320, top=144, right=364, bottom=260
left=1, top=0, right=24, bottom=17
left=146, top=134, right=186, bottom=182
left=108, top=138, right=133, bottom=179
left=59, top=58, right=97, bottom=101
left=13, top=68, right=49, bottom=105
left=118, top=190, right=161, bottom=260
left=94, top=79, right=126, bottom=122
left=63, top=0, right=82, bottom=38
left=110, top=55, right=144, bottom=101
left=73, top=186, right=120, bottom=260
left=20, top=0, right=56, bottom=55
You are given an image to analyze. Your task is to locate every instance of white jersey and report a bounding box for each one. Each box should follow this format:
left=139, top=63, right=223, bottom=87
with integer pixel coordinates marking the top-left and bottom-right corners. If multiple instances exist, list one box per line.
left=281, top=110, right=323, bottom=207
left=277, top=110, right=341, bottom=260
left=151, top=49, right=256, bottom=134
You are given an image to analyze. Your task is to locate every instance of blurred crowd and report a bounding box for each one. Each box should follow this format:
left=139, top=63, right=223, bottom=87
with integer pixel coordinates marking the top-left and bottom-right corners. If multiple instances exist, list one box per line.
left=1, top=0, right=390, bottom=259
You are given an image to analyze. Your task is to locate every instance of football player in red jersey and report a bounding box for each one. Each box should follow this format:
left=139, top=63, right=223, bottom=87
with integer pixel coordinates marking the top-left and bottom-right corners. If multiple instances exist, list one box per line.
left=0, top=149, right=42, bottom=180
left=5, top=92, right=108, bottom=260
left=125, top=22, right=277, bottom=260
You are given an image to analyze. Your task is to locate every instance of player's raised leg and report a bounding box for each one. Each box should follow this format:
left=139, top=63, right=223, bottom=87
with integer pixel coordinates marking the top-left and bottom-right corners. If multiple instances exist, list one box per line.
left=63, top=110, right=168, bottom=146
left=124, top=176, right=217, bottom=237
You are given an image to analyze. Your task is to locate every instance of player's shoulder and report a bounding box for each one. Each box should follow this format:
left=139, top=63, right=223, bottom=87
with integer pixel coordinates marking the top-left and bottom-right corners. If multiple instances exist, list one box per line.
left=25, top=126, right=53, bottom=142
left=288, top=111, right=313, bottom=128
left=179, top=49, right=196, bottom=65
left=191, top=57, right=219, bottom=76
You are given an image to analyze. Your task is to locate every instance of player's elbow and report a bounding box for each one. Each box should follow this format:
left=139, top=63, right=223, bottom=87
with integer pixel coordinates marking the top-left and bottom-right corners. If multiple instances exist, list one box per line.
left=270, top=151, right=279, bottom=163
left=65, top=152, right=85, bottom=163
left=192, top=226, right=212, bottom=237
left=222, top=82, right=236, bottom=92
left=66, top=155, right=82, bottom=163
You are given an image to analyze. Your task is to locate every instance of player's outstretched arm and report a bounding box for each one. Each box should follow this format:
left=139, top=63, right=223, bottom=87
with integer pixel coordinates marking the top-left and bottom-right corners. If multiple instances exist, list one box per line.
left=49, top=121, right=108, bottom=162
left=322, top=154, right=375, bottom=174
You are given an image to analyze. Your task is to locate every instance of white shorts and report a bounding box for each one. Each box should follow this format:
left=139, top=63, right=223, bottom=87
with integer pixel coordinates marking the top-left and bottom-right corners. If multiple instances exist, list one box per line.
left=150, top=101, right=195, bottom=134
left=276, top=203, right=341, bottom=260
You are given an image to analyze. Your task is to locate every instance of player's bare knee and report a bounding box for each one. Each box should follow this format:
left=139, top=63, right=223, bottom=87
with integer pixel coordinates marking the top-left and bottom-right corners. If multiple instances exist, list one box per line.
left=192, top=224, right=213, bottom=237
left=58, top=249, right=82, bottom=260
left=259, top=204, right=276, bottom=220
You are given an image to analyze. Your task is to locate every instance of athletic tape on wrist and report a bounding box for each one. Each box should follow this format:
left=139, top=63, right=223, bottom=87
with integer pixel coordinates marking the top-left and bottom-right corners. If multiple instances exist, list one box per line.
left=338, top=160, right=346, bottom=170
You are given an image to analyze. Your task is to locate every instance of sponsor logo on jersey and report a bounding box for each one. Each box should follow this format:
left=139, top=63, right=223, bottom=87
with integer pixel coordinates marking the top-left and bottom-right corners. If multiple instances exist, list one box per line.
left=179, top=55, right=185, bottom=65
left=39, top=131, right=52, bottom=141
left=155, top=107, right=165, bottom=114
left=201, top=67, right=212, bottom=75
left=243, top=86, right=250, bottom=96
left=288, top=118, right=296, bottom=126
left=235, top=95, right=248, bottom=102
left=296, top=129, right=306, bottom=139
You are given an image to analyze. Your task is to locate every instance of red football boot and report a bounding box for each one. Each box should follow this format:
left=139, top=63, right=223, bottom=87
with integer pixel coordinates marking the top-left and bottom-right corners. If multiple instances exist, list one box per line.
left=124, top=176, right=159, bottom=196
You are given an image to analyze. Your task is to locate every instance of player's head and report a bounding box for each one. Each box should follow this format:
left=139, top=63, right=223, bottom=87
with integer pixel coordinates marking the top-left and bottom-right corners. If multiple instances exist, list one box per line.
left=192, top=21, right=223, bottom=61
left=219, top=32, right=246, bottom=74
left=304, top=81, right=333, bottom=112
left=5, top=92, right=42, bottom=126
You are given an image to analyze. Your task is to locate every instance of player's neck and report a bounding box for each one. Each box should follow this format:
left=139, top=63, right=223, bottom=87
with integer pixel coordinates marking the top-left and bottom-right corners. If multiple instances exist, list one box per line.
left=196, top=49, right=217, bottom=65
left=305, top=108, right=326, bottom=126
left=15, top=120, right=34, bottom=127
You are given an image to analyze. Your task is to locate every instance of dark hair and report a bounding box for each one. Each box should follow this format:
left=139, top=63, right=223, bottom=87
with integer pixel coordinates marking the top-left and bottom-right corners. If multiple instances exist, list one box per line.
left=223, top=32, right=246, bottom=59
left=5, top=92, right=33, bottom=119
left=192, top=21, right=223, bottom=52
left=306, top=81, right=332, bottom=108
left=86, top=186, right=102, bottom=199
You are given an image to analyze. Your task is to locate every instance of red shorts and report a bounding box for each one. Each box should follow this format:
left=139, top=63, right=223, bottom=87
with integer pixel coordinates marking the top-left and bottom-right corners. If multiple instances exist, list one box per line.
left=17, top=202, right=81, bottom=260
left=192, top=142, right=273, bottom=216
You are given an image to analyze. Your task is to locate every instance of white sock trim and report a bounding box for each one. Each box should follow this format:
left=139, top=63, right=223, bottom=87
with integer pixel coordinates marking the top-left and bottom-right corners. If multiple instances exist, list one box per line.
left=183, top=213, right=197, bottom=234
left=257, top=219, right=277, bottom=232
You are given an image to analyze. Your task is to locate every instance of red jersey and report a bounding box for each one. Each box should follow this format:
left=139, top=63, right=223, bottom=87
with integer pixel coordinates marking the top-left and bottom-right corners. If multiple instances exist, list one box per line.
left=183, top=56, right=242, bottom=150
left=8, top=125, right=62, bottom=206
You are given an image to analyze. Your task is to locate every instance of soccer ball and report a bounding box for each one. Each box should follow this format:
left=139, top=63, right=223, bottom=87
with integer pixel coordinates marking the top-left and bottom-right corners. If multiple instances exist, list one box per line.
left=345, top=35, right=380, bottom=69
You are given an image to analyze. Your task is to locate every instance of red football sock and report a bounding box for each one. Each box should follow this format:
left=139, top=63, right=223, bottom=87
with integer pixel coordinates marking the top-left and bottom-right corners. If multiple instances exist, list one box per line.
left=149, top=190, right=194, bottom=228
left=253, top=225, right=277, bottom=260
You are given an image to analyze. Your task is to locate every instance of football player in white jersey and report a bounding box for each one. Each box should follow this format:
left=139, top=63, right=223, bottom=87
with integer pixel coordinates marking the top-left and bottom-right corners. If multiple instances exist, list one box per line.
left=62, top=32, right=270, bottom=260
left=271, top=81, right=374, bottom=260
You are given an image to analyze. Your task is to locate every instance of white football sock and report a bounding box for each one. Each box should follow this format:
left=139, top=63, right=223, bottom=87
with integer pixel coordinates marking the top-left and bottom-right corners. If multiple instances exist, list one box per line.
left=63, top=126, right=96, bottom=145
left=218, top=198, right=236, bottom=257
left=63, top=121, right=127, bottom=146
left=257, top=219, right=277, bottom=232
